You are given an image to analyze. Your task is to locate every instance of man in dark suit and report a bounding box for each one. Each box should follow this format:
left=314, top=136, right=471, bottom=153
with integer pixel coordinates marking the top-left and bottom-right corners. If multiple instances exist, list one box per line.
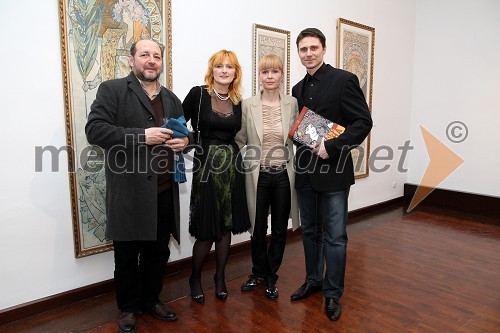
left=290, top=28, right=372, bottom=321
left=86, top=39, right=190, bottom=333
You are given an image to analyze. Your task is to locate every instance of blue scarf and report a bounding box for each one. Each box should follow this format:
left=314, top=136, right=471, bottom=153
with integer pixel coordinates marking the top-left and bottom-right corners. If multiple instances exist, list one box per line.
left=162, top=116, right=189, bottom=183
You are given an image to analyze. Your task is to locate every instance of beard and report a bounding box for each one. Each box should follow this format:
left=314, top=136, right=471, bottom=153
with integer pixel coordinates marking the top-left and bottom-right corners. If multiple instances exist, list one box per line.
left=136, top=68, right=162, bottom=82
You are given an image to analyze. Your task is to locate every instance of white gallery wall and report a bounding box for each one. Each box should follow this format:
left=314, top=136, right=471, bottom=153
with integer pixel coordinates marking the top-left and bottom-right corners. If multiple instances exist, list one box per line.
left=4, top=0, right=497, bottom=311
left=407, top=0, right=500, bottom=197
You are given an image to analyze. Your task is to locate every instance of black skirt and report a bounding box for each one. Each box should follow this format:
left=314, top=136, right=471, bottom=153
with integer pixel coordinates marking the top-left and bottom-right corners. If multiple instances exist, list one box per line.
left=189, top=142, right=251, bottom=241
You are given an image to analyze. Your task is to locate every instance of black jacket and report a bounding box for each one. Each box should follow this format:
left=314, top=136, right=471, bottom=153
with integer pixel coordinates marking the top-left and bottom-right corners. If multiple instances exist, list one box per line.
left=85, top=72, right=189, bottom=242
left=292, top=64, right=373, bottom=191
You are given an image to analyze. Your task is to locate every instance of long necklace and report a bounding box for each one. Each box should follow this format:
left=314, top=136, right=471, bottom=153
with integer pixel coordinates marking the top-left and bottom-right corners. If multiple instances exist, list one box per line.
left=213, top=89, right=230, bottom=101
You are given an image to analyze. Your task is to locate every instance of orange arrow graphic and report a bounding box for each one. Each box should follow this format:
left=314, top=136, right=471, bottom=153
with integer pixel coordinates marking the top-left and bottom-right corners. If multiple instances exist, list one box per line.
left=408, top=126, right=464, bottom=212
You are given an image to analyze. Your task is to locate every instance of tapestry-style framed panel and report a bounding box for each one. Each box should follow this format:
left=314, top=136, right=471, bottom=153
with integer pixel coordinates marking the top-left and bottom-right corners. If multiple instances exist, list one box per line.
left=58, top=0, right=172, bottom=257
left=252, top=23, right=290, bottom=96
left=337, top=18, right=375, bottom=179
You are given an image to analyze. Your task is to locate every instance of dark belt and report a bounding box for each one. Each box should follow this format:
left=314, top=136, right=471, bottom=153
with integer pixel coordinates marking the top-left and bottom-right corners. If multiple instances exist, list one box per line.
left=260, top=164, right=287, bottom=172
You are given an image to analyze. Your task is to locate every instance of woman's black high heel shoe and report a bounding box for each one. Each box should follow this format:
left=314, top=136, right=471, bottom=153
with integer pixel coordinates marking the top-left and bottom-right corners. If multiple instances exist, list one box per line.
left=214, top=274, right=228, bottom=301
left=189, top=276, right=205, bottom=305
left=192, top=294, right=205, bottom=304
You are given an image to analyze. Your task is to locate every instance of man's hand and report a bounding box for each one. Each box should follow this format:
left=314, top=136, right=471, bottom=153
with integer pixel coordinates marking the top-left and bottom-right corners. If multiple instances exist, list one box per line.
left=145, top=127, right=173, bottom=145
left=312, top=139, right=329, bottom=159
left=164, top=136, right=189, bottom=152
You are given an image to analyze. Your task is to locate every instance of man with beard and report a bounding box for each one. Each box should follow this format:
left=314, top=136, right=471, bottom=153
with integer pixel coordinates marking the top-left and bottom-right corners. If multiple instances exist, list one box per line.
left=86, top=39, right=190, bottom=333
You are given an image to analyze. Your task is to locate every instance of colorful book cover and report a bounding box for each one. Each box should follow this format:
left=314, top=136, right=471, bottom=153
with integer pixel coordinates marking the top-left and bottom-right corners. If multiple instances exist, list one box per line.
left=288, top=107, right=345, bottom=146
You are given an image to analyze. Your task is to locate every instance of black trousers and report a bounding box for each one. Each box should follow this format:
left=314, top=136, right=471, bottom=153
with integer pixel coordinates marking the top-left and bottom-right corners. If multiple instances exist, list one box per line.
left=251, top=170, right=291, bottom=283
left=113, top=188, right=174, bottom=313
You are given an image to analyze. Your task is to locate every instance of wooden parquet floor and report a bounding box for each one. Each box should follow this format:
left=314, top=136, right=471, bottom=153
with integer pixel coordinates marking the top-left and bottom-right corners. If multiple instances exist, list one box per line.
left=2, top=204, right=499, bottom=332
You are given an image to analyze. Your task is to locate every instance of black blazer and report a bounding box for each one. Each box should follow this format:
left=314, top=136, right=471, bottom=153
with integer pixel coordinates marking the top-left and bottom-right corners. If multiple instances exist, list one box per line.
left=292, top=64, right=373, bottom=192
left=85, top=72, right=189, bottom=242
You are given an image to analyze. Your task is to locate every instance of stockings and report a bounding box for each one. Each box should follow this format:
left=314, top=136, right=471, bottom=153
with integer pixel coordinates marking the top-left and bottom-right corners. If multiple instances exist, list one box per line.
left=190, top=231, right=231, bottom=295
left=214, top=231, right=231, bottom=294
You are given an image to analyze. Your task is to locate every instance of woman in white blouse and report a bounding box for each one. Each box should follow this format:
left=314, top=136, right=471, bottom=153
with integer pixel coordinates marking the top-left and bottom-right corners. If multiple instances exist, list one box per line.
left=235, top=54, right=300, bottom=300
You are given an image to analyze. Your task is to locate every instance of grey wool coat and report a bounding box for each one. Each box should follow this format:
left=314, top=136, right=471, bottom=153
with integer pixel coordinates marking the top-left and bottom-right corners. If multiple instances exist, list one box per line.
left=85, top=72, right=190, bottom=243
left=235, top=92, right=300, bottom=234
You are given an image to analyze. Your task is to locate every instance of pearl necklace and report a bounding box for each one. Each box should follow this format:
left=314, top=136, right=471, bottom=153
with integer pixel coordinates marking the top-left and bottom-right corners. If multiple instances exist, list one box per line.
left=213, top=89, right=230, bottom=101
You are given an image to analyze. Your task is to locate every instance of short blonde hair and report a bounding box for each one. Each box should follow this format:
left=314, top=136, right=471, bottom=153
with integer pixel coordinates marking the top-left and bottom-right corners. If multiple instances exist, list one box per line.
left=204, top=50, right=243, bottom=104
left=258, top=54, right=283, bottom=72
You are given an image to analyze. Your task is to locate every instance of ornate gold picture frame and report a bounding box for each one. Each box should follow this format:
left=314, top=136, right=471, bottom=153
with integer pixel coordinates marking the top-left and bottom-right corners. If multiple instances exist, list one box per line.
left=58, top=0, right=172, bottom=257
left=252, top=24, right=290, bottom=96
left=337, top=18, right=375, bottom=179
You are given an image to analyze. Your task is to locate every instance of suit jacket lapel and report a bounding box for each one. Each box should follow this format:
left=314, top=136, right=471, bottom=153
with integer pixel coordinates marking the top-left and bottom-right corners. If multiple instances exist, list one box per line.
left=159, top=88, right=172, bottom=119
left=279, top=91, right=291, bottom=145
left=127, top=73, right=155, bottom=117
left=251, top=95, right=263, bottom=144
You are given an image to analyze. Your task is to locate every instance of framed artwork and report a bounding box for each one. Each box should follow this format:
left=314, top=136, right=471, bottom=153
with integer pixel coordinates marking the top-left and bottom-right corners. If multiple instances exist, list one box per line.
left=58, top=0, right=172, bottom=258
left=252, top=24, right=290, bottom=96
left=337, top=18, right=375, bottom=179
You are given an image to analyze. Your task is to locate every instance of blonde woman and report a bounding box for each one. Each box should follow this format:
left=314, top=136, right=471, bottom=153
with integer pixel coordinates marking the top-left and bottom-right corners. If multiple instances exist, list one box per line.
left=182, top=50, right=250, bottom=304
left=235, top=54, right=299, bottom=300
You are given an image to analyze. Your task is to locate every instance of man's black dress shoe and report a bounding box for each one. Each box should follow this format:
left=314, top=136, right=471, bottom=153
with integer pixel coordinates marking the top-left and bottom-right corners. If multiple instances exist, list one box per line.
left=241, top=274, right=264, bottom=291
left=118, top=312, right=136, bottom=333
left=265, top=282, right=279, bottom=300
left=290, top=283, right=322, bottom=301
left=147, top=302, right=177, bottom=322
left=325, top=297, right=342, bottom=321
